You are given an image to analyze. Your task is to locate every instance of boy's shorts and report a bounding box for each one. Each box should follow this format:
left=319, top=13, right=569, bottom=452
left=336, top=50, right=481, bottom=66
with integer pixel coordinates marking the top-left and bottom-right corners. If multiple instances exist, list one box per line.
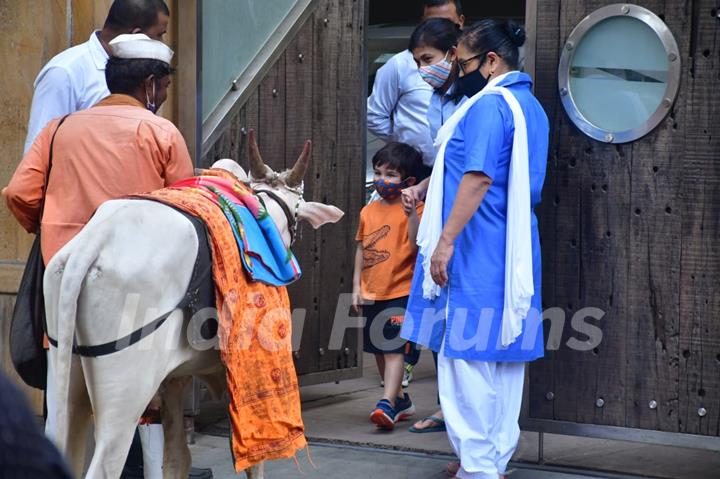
left=362, top=296, right=408, bottom=354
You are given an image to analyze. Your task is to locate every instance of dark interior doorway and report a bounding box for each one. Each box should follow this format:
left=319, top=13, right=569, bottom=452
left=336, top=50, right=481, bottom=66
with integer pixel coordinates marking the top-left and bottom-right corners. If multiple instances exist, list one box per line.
left=365, top=0, right=529, bottom=183
left=369, top=0, right=526, bottom=25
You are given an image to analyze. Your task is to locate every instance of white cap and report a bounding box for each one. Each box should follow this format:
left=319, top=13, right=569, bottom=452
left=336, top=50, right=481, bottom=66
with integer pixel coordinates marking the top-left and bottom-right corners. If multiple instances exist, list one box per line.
left=109, top=33, right=174, bottom=64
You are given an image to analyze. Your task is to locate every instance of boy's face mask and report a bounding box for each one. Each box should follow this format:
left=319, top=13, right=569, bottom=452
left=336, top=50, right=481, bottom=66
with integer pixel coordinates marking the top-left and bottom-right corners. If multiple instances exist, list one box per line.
left=374, top=177, right=409, bottom=200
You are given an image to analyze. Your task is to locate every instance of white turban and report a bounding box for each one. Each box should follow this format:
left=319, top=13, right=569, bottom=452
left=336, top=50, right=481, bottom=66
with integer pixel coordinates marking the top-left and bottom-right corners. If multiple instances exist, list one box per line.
left=109, top=33, right=174, bottom=64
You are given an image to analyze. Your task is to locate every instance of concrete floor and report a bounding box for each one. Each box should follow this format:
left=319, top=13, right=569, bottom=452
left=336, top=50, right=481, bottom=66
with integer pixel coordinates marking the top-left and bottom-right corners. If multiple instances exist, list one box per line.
left=191, top=352, right=720, bottom=478
left=190, top=437, right=639, bottom=479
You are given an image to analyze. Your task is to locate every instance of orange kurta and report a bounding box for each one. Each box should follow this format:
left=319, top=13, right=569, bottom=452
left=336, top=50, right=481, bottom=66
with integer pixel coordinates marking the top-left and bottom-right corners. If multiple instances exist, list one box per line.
left=3, top=94, right=194, bottom=263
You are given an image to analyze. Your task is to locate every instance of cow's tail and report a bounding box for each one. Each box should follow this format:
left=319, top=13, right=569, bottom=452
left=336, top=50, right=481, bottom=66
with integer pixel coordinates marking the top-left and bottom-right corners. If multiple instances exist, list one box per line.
left=52, top=229, right=105, bottom=452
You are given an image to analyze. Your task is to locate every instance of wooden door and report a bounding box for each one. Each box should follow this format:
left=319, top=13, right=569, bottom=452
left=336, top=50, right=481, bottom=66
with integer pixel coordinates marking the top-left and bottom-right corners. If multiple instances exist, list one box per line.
left=526, top=0, right=720, bottom=440
left=201, top=0, right=367, bottom=385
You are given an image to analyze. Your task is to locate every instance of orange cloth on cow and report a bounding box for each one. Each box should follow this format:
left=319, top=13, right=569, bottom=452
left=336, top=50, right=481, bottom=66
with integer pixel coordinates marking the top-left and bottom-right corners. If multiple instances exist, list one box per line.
left=3, top=94, right=194, bottom=264
left=136, top=170, right=306, bottom=471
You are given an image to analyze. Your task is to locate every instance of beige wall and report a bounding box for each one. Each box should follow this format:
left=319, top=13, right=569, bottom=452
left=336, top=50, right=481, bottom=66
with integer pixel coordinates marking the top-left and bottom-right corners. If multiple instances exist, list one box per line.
left=0, top=0, right=69, bottom=293
left=0, top=0, right=179, bottom=406
left=0, top=0, right=178, bottom=294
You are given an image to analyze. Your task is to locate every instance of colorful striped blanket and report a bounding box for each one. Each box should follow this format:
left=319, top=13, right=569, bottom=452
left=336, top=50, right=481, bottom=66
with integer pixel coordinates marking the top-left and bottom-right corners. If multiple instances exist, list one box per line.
left=171, top=173, right=301, bottom=287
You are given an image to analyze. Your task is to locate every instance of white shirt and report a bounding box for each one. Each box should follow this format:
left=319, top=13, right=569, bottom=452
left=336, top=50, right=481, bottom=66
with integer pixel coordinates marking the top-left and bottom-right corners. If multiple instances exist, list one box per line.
left=24, top=31, right=110, bottom=154
left=367, top=50, right=435, bottom=165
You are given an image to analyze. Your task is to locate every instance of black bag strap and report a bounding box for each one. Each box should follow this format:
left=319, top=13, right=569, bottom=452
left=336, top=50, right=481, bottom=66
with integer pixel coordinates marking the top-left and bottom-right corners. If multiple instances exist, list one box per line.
left=38, top=114, right=70, bottom=229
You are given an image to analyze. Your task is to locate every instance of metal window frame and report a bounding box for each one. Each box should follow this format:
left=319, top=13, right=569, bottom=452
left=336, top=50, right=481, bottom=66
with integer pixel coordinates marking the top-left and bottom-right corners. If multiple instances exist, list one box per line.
left=557, top=3, right=681, bottom=144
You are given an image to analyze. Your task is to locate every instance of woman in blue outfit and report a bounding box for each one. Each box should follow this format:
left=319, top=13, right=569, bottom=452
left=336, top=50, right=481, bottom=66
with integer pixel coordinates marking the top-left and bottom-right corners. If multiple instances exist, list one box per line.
left=401, top=20, right=549, bottom=479
left=405, top=17, right=467, bottom=436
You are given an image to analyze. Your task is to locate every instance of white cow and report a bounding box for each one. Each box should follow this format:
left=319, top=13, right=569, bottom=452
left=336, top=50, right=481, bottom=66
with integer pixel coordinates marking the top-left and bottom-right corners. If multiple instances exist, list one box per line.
left=43, top=130, right=344, bottom=478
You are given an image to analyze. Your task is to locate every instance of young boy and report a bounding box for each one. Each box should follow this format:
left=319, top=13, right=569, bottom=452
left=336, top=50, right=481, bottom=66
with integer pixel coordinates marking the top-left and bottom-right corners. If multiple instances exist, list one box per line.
left=352, top=142, right=424, bottom=430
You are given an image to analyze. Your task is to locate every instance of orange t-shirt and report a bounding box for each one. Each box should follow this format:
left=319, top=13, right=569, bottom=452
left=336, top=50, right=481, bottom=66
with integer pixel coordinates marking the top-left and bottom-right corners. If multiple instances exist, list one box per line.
left=355, top=200, right=424, bottom=301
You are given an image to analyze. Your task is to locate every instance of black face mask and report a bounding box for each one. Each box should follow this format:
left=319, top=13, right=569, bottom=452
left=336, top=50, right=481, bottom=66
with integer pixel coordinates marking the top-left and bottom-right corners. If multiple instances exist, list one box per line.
left=455, top=68, right=489, bottom=98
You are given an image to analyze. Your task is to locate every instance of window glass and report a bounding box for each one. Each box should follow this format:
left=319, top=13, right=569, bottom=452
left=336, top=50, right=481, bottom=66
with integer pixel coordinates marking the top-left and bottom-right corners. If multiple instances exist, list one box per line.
left=568, top=16, right=669, bottom=132
left=202, top=0, right=298, bottom=121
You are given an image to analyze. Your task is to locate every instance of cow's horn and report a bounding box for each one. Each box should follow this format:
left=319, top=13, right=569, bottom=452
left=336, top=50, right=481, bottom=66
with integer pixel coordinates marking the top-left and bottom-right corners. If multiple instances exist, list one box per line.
left=286, top=140, right=312, bottom=187
left=248, top=129, right=271, bottom=180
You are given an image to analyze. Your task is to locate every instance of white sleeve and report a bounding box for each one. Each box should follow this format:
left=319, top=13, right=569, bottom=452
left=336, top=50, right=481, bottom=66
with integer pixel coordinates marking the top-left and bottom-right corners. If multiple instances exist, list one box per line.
left=366, top=57, right=400, bottom=141
left=24, top=66, right=76, bottom=154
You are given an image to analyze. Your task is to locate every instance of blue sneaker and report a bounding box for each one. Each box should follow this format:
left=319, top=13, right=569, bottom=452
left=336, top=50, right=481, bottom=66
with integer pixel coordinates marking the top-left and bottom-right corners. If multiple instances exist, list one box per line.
left=395, top=393, right=416, bottom=421
left=370, top=399, right=397, bottom=429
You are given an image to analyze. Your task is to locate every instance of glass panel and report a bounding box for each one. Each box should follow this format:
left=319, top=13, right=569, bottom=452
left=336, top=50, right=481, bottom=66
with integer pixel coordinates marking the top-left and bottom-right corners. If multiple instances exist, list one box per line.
left=202, top=0, right=298, bottom=121
left=569, top=16, right=668, bottom=132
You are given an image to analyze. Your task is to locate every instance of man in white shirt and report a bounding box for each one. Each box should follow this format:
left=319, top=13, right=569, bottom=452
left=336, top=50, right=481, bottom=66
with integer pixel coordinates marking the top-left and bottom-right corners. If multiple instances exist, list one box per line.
left=367, top=0, right=465, bottom=165
left=23, top=0, right=170, bottom=154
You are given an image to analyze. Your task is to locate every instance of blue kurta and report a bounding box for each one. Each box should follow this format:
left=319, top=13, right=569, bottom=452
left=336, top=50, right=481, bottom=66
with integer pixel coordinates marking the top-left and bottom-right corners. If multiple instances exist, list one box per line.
left=401, top=72, right=549, bottom=362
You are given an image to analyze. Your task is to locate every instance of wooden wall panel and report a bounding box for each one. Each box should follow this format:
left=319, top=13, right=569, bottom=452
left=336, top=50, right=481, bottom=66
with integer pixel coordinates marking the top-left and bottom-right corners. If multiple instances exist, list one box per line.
left=311, top=0, right=341, bottom=374
left=676, top=0, right=720, bottom=436
left=531, top=0, right=720, bottom=437
left=332, top=0, right=365, bottom=377
left=202, top=0, right=365, bottom=378
left=624, top=0, right=689, bottom=434
left=527, top=0, right=561, bottom=422
left=284, top=20, right=319, bottom=376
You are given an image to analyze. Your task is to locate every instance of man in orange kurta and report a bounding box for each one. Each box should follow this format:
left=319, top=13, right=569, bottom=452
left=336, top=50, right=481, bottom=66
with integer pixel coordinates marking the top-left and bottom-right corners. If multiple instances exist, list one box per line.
left=2, top=34, right=193, bottom=475
left=4, top=36, right=193, bottom=263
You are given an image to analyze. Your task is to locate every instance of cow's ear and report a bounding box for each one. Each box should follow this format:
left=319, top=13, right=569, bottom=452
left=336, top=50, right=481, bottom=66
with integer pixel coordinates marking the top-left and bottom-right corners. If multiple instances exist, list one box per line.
left=298, top=202, right=344, bottom=229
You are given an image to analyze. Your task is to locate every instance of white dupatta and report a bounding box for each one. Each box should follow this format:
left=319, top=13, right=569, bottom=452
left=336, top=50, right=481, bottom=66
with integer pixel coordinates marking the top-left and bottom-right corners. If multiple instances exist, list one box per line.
left=417, top=72, right=533, bottom=347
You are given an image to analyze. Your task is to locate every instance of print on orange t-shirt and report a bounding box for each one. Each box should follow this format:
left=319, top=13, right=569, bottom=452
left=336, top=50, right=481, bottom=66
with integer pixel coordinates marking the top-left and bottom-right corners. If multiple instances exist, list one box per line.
left=355, top=200, right=424, bottom=301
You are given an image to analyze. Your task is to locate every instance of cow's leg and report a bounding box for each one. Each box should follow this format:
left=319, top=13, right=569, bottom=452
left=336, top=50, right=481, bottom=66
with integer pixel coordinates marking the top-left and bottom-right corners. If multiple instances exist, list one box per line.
left=85, top=412, right=139, bottom=479
left=160, top=377, right=192, bottom=479
left=245, top=462, right=265, bottom=479
left=61, top=354, right=94, bottom=476
left=83, top=358, right=164, bottom=479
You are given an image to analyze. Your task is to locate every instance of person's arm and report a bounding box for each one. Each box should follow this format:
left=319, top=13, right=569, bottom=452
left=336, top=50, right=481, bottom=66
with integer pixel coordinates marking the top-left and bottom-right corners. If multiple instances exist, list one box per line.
left=163, top=129, right=195, bottom=185
left=24, top=67, right=76, bottom=155
left=367, top=56, right=400, bottom=140
left=351, top=242, right=364, bottom=313
left=430, top=173, right=492, bottom=287
left=407, top=200, right=421, bottom=249
left=4, top=123, right=54, bottom=233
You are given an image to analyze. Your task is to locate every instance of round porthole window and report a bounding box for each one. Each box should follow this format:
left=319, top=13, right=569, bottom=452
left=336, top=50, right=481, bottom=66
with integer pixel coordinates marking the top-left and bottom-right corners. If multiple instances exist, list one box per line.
left=558, top=4, right=681, bottom=143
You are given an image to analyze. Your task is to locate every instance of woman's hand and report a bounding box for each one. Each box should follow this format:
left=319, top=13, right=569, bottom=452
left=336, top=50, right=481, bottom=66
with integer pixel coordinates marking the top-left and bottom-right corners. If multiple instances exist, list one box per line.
left=401, top=180, right=429, bottom=215
left=430, top=237, right=454, bottom=287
